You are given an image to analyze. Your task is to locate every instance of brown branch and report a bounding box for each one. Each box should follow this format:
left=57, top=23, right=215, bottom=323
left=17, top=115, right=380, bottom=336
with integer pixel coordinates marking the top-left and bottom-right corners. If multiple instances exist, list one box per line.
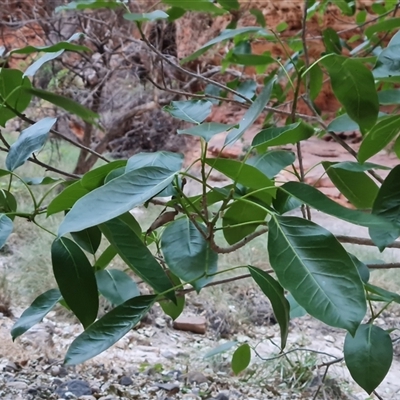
left=336, top=235, right=400, bottom=249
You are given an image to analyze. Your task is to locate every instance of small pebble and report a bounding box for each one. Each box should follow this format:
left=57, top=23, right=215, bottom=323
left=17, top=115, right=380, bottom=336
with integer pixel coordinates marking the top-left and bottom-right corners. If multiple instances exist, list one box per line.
left=119, top=376, right=133, bottom=386
left=6, top=381, right=28, bottom=390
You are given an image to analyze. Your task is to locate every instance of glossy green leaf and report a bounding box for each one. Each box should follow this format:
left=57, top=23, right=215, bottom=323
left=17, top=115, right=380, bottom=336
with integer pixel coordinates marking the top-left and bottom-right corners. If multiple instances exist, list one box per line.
left=228, top=52, right=275, bottom=67
left=163, top=0, right=226, bottom=15
left=217, top=0, right=239, bottom=11
left=364, top=283, right=400, bottom=303
left=24, top=176, right=62, bottom=185
left=71, top=226, right=102, bottom=254
left=327, top=113, right=359, bottom=133
left=178, top=122, right=236, bottom=142
left=11, top=40, right=90, bottom=55
left=373, top=44, right=400, bottom=81
left=287, top=293, right=307, bottom=319
left=96, top=269, right=140, bottom=306
left=358, top=115, right=400, bottom=163
left=273, top=190, right=303, bottom=215
left=233, top=80, right=257, bottom=102
left=81, top=160, right=127, bottom=191
left=0, top=68, right=32, bottom=126
left=47, top=181, right=88, bottom=216
left=100, top=218, right=175, bottom=298
left=182, top=27, right=270, bottom=63
left=11, top=289, right=61, bottom=340
left=252, top=121, right=314, bottom=150
left=369, top=165, right=400, bottom=250
left=323, top=27, right=342, bottom=54
left=328, top=161, right=390, bottom=172
left=332, top=0, right=355, bottom=15
left=94, top=245, right=117, bottom=271
left=159, top=272, right=185, bottom=320
left=246, top=150, right=295, bottom=178
left=23, top=87, right=98, bottom=124
left=58, top=166, right=178, bottom=236
left=248, top=266, right=290, bottom=349
left=365, top=17, right=400, bottom=38
left=0, top=214, right=13, bottom=249
left=232, top=343, right=251, bottom=375
left=223, top=200, right=267, bottom=245
left=51, top=237, right=98, bottom=328
left=166, top=7, right=186, bottom=21
left=281, top=181, right=398, bottom=230
left=5, top=118, right=56, bottom=171
left=0, top=190, right=17, bottom=220
left=321, top=55, right=379, bottom=131
left=56, top=0, right=122, bottom=11
left=344, top=324, right=393, bottom=394
left=308, top=63, right=323, bottom=100
left=161, top=217, right=218, bottom=292
left=378, top=89, right=400, bottom=105
left=126, top=151, right=183, bottom=173
left=349, top=253, right=370, bottom=283
left=205, top=158, right=275, bottom=191
left=268, top=215, right=366, bottom=334
left=225, top=79, right=275, bottom=146
left=164, top=100, right=212, bottom=124
left=123, top=10, right=168, bottom=22
left=64, top=295, right=156, bottom=365
left=322, top=161, right=378, bottom=209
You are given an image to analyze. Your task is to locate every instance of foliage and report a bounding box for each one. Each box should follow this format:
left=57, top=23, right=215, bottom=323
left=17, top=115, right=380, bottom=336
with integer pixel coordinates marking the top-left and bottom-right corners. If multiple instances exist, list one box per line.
left=1, top=0, right=400, bottom=396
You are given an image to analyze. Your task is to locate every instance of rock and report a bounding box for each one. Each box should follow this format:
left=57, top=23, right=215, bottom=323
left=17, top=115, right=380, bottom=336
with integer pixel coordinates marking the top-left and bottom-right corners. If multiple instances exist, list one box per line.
left=118, top=376, right=133, bottom=386
left=185, top=371, right=208, bottom=384
left=155, top=317, right=167, bottom=327
left=173, top=316, right=207, bottom=334
left=78, top=396, right=96, bottom=400
left=6, top=381, right=28, bottom=390
left=212, top=392, right=230, bottom=400
left=155, top=382, right=180, bottom=392
left=55, top=380, right=92, bottom=398
left=50, top=365, right=61, bottom=376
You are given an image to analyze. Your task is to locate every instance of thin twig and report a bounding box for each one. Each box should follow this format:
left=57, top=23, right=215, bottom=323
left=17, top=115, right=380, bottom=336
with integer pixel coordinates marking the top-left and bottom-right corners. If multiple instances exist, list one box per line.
left=336, top=235, right=400, bottom=249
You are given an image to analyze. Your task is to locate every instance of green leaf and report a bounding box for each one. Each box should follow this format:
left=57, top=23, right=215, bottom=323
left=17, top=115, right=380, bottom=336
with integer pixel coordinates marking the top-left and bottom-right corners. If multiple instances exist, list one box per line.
left=71, top=226, right=102, bottom=254
left=246, top=150, right=295, bottom=178
left=47, top=181, right=88, bottom=216
left=100, top=218, right=175, bottom=298
left=252, top=121, right=314, bottom=150
left=123, top=10, right=169, bottom=22
left=349, top=253, right=370, bottom=283
left=217, top=0, right=239, bottom=11
left=205, top=158, right=275, bottom=192
left=204, top=341, right=238, bottom=358
left=178, top=122, right=236, bottom=142
left=0, top=68, right=32, bottom=126
left=64, top=295, right=156, bottom=365
left=182, top=27, right=269, bottom=63
left=328, top=161, right=390, bottom=172
left=161, top=217, right=218, bottom=292
left=11, top=39, right=89, bottom=55
left=248, top=266, right=290, bottom=350
left=268, top=215, right=366, bottom=334
left=373, top=44, right=400, bottom=81
left=58, top=166, right=178, bottom=236
left=166, top=7, right=186, bottom=21
left=164, top=100, right=212, bottom=124
left=225, top=79, right=275, bottom=145
left=281, top=182, right=398, bottom=230
left=321, top=55, right=379, bottom=131
left=11, top=289, right=61, bottom=340
left=223, top=200, right=267, bottom=245
left=5, top=117, right=56, bottom=171
left=96, top=269, right=140, bottom=306
left=364, top=283, right=400, bottom=303
left=126, top=151, right=183, bottom=173
left=81, top=160, right=127, bottom=191
left=159, top=272, right=185, bottom=320
left=327, top=113, right=360, bottom=133
left=286, top=293, right=307, bottom=319
left=344, top=324, right=393, bottom=394
left=332, top=0, right=355, bottom=15
left=23, top=87, right=98, bottom=124
left=56, top=0, right=122, bottom=11
left=232, top=343, right=251, bottom=375
left=94, top=245, right=117, bottom=271
left=228, top=52, right=275, bottom=67
left=163, top=0, right=226, bottom=15
left=273, top=190, right=303, bottom=215
left=322, top=161, right=378, bottom=209
left=308, top=63, right=323, bottom=100
left=369, top=165, right=400, bottom=250
left=378, top=89, right=400, bottom=105
left=24, top=176, right=62, bottom=185
left=323, top=27, right=342, bottom=54
left=51, top=237, right=98, bottom=328
left=0, top=190, right=17, bottom=220
left=358, top=115, right=400, bottom=163
left=0, top=214, right=13, bottom=249
left=365, top=17, right=400, bottom=38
